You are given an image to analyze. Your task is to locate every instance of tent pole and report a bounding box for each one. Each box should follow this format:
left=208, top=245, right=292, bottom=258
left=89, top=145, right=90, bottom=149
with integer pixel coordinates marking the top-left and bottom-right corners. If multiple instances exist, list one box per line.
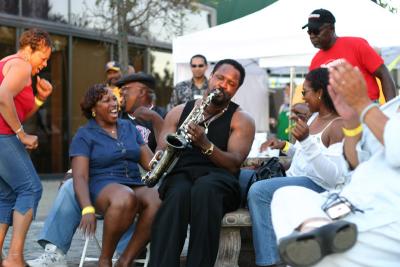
left=288, top=66, right=296, bottom=142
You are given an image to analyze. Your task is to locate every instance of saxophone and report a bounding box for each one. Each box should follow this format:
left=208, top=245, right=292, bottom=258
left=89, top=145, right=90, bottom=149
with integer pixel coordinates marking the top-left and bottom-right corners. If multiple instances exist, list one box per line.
left=142, top=89, right=221, bottom=187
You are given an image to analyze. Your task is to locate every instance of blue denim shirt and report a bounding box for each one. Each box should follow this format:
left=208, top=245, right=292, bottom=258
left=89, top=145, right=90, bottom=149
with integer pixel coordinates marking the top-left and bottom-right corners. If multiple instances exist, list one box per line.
left=69, top=119, right=144, bottom=187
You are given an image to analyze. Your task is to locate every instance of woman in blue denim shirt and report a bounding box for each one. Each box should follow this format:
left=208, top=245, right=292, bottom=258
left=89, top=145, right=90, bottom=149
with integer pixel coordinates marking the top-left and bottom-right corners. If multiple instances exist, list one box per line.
left=70, top=84, right=160, bottom=267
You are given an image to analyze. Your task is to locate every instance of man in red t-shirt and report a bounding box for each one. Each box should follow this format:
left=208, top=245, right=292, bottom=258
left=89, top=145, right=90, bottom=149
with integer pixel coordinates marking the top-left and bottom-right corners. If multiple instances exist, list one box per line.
left=303, top=9, right=397, bottom=101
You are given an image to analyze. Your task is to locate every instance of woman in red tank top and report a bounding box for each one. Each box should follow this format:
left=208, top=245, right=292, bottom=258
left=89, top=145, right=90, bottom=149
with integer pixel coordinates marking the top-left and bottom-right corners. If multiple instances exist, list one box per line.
left=0, top=28, right=53, bottom=267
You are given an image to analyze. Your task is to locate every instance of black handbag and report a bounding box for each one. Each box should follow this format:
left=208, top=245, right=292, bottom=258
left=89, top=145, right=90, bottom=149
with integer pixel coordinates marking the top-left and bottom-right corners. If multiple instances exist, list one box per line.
left=244, top=157, right=286, bottom=207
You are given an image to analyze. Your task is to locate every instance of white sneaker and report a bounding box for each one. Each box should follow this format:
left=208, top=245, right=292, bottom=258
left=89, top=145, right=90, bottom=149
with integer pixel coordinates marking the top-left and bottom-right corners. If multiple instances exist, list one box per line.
left=27, top=243, right=67, bottom=267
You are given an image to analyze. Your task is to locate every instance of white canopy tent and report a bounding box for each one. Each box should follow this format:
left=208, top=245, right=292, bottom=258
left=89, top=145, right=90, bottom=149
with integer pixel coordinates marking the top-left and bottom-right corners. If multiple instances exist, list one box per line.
left=174, top=0, right=400, bottom=66
left=172, top=0, right=400, bottom=131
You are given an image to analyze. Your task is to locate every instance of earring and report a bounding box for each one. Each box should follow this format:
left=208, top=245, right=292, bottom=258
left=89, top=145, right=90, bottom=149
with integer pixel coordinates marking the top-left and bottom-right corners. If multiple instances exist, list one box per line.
left=92, top=110, right=96, bottom=117
left=318, top=96, right=321, bottom=100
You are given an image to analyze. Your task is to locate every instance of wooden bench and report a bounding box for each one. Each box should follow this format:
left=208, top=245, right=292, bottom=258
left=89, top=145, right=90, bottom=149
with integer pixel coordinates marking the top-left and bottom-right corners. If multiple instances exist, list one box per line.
left=215, top=208, right=253, bottom=267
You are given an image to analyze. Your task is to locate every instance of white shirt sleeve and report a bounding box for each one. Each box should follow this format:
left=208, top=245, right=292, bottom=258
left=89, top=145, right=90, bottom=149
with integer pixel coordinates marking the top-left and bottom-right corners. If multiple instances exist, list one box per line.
left=299, top=136, right=348, bottom=189
left=383, top=113, right=400, bottom=167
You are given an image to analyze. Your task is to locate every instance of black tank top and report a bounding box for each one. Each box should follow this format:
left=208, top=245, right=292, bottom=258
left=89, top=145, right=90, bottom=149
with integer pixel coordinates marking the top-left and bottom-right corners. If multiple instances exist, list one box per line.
left=172, top=100, right=239, bottom=170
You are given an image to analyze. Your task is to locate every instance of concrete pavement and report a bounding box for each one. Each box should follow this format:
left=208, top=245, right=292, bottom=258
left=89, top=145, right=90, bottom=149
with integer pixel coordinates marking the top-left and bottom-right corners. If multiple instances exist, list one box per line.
left=2, top=179, right=109, bottom=267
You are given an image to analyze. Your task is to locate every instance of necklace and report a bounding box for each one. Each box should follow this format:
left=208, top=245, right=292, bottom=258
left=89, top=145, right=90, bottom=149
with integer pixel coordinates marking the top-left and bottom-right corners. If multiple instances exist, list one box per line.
left=104, top=128, right=117, bottom=135
left=318, top=112, right=336, bottom=120
left=202, top=105, right=229, bottom=134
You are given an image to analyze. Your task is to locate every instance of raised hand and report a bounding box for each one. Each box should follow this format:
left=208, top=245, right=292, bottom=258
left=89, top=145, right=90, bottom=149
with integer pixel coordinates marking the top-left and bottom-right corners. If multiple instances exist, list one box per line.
left=291, top=119, right=309, bottom=142
left=36, top=76, right=53, bottom=100
left=328, top=62, right=372, bottom=113
left=327, top=84, right=359, bottom=122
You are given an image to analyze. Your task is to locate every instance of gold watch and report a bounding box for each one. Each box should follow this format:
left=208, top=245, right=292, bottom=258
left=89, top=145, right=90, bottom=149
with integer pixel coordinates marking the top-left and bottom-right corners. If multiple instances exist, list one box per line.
left=202, top=143, right=214, bottom=156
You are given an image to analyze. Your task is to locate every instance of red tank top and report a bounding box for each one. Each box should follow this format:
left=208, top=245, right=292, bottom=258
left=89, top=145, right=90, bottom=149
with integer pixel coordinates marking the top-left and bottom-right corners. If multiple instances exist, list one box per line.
left=0, top=56, right=34, bottom=134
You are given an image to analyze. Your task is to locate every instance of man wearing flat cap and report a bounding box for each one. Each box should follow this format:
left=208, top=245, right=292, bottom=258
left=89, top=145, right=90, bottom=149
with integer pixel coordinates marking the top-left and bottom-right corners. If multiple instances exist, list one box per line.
left=303, top=8, right=397, bottom=102
left=117, top=72, right=164, bottom=152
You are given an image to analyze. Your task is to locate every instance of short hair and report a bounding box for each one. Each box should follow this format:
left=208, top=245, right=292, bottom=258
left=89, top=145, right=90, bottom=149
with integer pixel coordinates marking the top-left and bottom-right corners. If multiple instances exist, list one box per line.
left=190, top=54, right=208, bottom=65
left=19, top=28, right=52, bottom=52
left=212, top=59, right=246, bottom=87
left=305, top=68, right=337, bottom=114
left=80, top=84, right=109, bottom=119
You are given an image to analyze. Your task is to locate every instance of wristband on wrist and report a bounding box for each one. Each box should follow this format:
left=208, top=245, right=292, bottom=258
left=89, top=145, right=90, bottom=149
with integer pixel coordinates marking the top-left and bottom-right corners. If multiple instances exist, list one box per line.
left=342, top=124, right=363, bottom=137
left=82, top=206, right=95, bottom=216
left=35, top=96, right=45, bottom=107
left=282, top=141, right=291, bottom=153
left=15, top=125, right=24, bottom=134
left=359, top=103, right=379, bottom=124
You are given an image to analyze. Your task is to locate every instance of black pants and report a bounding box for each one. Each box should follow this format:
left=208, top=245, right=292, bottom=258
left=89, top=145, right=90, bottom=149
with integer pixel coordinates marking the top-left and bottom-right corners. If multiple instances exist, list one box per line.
left=149, top=168, right=240, bottom=267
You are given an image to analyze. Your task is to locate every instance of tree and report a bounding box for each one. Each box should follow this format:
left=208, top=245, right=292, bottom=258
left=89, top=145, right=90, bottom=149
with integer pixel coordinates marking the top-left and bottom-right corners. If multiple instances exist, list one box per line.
left=89, top=0, right=198, bottom=74
left=371, top=0, right=398, bottom=13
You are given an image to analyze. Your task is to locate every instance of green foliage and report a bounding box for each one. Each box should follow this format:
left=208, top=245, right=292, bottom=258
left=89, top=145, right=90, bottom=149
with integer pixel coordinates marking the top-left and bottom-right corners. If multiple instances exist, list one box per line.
left=372, top=0, right=398, bottom=13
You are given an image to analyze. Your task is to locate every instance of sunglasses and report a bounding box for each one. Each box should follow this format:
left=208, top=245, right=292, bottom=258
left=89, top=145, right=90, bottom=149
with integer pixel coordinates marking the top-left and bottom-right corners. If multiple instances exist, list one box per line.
left=301, top=90, right=311, bottom=97
left=191, top=64, right=205, bottom=68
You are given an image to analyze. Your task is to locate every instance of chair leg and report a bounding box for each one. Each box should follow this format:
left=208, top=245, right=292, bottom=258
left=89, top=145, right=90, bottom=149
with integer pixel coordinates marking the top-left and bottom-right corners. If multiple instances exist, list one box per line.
left=133, top=243, right=150, bottom=267
left=79, top=237, right=90, bottom=267
left=144, top=243, right=150, bottom=267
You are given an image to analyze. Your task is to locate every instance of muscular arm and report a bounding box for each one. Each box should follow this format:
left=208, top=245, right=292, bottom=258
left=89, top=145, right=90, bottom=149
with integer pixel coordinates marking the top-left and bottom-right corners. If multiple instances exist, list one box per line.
left=374, top=64, right=397, bottom=101
left=207, top=110, right=255, bottom=174
left=156, top=104, right=184, bottom=151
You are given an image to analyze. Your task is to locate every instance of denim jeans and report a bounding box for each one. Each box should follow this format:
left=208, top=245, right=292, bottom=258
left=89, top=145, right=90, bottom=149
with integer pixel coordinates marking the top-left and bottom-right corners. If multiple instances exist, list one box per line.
left=238, top=169, right=255, bottom=207
left=0, top=134, right=42, bottom=225
left=247, top=176, right=325, bottom=266
left=37, top=179, right=135, bottom=254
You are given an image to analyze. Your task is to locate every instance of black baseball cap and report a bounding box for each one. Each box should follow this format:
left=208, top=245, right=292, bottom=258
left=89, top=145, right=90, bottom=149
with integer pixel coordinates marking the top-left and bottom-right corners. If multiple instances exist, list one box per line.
left=115, top=72, right=156, bottom=89
left=302, top=9, right=336, bottom=29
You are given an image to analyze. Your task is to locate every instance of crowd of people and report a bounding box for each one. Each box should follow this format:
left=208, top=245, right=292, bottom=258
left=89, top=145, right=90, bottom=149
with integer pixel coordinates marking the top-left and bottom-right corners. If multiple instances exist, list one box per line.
left=0, top=6, right=399, bottom=267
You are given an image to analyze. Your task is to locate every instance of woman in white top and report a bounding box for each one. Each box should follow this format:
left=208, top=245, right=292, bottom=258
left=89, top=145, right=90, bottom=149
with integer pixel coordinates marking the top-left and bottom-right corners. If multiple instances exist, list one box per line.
left=248, top=67, right=347, bottom=267
left=271, top=62, right=400, bottom=267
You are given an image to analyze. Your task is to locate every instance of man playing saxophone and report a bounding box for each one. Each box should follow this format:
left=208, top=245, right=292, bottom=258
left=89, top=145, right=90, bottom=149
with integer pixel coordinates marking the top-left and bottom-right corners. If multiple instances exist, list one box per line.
left=149, top=59, right=255, bottom=267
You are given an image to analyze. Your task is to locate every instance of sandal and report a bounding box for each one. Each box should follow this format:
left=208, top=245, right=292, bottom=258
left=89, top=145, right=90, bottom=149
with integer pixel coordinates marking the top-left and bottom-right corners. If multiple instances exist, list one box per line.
left=278, top=220, right=358, bottom=267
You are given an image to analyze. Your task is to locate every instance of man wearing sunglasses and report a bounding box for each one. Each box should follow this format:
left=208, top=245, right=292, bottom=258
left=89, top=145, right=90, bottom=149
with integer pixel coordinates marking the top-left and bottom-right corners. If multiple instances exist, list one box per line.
left=304, top=9, right=397, bottom=102
left=168, top=54, right=209, bottom=109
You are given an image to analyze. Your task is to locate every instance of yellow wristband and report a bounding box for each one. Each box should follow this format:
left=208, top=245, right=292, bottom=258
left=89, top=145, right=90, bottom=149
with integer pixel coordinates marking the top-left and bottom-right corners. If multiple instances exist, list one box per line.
left=35, top=96, right=45, bottom=107
left=82, top=206, right=95, bottom=216
left=282, top=141, right=291, bottom=153
left=342, top=124, right=363, bottom=137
